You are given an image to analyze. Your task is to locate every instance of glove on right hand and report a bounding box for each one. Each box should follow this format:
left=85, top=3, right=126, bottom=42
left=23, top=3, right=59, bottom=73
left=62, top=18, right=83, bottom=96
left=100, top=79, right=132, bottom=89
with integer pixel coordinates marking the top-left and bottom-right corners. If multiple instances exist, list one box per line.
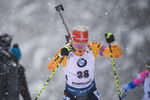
left=60, top=46, right=72, bottom=56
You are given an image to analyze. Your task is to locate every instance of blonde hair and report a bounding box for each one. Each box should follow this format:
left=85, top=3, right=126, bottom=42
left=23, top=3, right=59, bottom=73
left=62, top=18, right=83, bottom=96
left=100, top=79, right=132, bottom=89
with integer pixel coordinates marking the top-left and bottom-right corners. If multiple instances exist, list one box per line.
left=73, top=25, right=88, bottom=32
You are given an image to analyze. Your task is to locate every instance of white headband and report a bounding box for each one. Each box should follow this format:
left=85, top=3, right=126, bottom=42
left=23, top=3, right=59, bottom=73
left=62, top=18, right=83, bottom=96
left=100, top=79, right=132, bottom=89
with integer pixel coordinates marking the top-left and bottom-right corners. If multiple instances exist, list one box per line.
left=145, top=64, right=150, bottom=68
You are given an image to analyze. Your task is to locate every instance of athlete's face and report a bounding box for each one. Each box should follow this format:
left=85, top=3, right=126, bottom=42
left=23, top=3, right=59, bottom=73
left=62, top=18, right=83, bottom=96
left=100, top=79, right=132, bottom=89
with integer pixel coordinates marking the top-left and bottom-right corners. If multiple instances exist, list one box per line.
left=73, top=42, right=88, bottom=54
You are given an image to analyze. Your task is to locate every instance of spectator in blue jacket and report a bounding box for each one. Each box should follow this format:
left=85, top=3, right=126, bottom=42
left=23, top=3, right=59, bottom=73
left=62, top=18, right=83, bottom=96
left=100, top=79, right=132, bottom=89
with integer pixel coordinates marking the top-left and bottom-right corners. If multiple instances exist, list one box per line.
left=10, top=43, right=31, bottom=100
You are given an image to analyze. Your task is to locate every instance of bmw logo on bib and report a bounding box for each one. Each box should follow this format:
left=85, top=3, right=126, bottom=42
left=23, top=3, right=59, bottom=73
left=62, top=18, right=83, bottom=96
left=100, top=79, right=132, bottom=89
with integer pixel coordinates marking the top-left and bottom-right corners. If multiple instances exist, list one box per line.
left=77, top=58, right=87, bottom=67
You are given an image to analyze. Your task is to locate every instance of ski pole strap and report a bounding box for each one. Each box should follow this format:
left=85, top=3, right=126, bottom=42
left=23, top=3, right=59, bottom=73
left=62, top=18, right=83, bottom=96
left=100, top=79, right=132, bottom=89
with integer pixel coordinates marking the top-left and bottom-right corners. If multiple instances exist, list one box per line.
left=35, top=57, right=64, bottom=100
left=108, top=44, right=123, bottom=100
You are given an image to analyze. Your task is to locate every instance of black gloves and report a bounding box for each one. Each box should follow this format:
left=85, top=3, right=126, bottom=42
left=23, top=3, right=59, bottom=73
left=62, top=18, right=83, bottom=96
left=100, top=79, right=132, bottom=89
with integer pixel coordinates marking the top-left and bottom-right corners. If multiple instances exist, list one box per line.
left=60, top=46, right=72, bottom=56
left=105, top=32, right=115, bottom=43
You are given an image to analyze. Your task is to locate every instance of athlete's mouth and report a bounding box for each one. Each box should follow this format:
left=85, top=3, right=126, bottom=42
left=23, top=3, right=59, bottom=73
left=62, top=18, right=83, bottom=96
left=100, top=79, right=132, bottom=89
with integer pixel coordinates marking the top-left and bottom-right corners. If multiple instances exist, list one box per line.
left=78, top=50, right=83, bottom=53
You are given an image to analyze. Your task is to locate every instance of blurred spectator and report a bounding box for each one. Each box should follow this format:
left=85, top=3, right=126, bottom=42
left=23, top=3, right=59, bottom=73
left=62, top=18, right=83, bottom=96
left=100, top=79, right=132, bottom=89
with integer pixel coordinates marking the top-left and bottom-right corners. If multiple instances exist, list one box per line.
left=121, top=60, right=150, bottom=100
left=0, top=33, right=19, bottom=100
left=10, top=43, right=31, bottom=100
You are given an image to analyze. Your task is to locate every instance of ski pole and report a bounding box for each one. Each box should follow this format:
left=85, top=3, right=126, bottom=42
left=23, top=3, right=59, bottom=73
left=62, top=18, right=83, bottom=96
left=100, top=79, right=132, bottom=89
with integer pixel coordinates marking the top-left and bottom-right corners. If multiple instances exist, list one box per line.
left=108, top=43, right=123, bottom=100
left=35, top=4, right=72, bottom=100
left=35, top=57, right=64, bottom=100
left=55, top=4, right=72, bottom=43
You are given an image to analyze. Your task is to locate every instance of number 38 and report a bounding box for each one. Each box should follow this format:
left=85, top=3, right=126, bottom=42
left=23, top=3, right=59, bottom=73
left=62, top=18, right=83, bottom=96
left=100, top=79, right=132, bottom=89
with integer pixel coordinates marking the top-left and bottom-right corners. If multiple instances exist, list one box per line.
left=77, top=70, right=89, bottom=78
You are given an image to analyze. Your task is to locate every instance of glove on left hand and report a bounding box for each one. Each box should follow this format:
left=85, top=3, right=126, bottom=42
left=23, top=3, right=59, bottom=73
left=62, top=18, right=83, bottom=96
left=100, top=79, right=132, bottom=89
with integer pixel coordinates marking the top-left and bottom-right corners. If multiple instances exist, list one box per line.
left=60, top=46, right=72, bottom=56
left=105, top=32, right=115, bottom=43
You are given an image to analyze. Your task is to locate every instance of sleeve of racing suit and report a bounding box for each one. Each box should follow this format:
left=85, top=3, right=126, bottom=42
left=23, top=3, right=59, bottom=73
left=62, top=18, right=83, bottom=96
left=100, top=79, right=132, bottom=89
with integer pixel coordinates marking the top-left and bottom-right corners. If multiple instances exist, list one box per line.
left=48, top=48, right=68, bottom=71
left=88, top=42, right=122, bottom=59
left=100, top=42, right=122, bottom=58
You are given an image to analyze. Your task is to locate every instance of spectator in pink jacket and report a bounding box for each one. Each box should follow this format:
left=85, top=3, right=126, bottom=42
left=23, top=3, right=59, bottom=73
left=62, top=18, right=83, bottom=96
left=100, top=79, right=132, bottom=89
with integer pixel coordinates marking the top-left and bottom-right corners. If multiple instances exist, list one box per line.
left=121, top=60, right=150, bottom=100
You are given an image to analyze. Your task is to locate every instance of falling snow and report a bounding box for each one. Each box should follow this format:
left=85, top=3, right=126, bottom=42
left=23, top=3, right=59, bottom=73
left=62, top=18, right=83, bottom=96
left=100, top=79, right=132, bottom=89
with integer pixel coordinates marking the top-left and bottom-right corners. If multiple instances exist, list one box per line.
left=0, top=0, right=150, bottom=100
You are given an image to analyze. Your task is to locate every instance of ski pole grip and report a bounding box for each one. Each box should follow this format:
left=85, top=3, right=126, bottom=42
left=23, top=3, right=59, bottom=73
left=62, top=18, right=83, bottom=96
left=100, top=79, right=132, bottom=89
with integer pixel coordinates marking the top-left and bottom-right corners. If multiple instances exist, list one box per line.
left=55, top=4, right=64, bottom=11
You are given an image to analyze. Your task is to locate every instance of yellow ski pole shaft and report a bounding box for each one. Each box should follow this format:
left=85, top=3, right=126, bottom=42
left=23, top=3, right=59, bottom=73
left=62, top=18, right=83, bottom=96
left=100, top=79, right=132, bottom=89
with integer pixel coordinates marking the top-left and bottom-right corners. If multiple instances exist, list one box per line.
left=108, top=43, right=123, bottom=100
left=35, top=57, right=64, bottom=100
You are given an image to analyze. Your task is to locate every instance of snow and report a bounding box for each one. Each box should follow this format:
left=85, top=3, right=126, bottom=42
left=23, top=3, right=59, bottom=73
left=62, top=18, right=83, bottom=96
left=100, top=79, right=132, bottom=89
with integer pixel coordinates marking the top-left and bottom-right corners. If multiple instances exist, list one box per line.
left=0, top=0, right=150, bottom=100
